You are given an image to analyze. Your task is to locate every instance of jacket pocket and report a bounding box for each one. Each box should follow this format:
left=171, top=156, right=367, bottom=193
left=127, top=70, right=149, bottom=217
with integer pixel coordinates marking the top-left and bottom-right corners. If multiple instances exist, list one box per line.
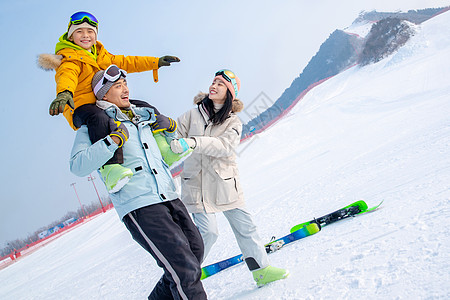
left=181, top=176, right=202, bottom=205
left=215, top=174, right=239, bottom=206
left=112, top=164, right=153, bottom=204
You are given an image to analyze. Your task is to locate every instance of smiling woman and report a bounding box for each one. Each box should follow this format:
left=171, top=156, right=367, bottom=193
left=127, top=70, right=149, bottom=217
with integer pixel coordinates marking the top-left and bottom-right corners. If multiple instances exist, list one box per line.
left=170, top=69, right=290, bottom=287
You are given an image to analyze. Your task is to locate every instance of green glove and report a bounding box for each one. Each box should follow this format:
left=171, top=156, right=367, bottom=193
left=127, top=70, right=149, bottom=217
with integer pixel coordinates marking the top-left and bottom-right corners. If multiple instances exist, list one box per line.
left=158, top=56, right=180, bottom=68
left=49, top=91, right=74, bottom=116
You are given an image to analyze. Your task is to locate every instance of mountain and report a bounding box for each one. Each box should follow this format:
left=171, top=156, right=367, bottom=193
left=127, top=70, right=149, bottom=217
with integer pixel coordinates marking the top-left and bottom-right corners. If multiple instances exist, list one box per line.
left=353, top=7, right=450, bottom=24
left=242, top=6, right=449, bottom=138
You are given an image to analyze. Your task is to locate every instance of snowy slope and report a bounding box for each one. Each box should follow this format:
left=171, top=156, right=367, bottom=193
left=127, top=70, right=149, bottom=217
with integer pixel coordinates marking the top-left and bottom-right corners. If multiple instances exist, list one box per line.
left=1, top=10, right=450, bottom=300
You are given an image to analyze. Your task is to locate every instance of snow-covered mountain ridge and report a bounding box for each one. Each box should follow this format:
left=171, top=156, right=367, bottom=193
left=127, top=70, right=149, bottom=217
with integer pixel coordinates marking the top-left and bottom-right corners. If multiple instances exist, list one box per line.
left=243, top=6, right=449, bottom=137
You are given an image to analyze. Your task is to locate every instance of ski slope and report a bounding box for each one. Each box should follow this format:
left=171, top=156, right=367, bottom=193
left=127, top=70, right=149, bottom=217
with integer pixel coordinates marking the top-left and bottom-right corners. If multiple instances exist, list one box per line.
left=1, top=10, right=449, bottom=300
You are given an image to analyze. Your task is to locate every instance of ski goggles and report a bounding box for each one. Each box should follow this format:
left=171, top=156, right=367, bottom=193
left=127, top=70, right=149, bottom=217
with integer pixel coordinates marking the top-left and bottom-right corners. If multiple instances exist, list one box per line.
left=215, top=69, right=238, bottom=97
left=93, top=65, right=127, bottom=96
left=68, top=11, right=98, bottom=29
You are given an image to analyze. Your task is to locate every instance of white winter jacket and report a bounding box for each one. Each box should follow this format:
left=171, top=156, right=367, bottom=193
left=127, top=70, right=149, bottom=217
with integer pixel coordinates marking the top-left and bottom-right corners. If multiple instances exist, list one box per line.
left=177, top=93, right=245, bottom=213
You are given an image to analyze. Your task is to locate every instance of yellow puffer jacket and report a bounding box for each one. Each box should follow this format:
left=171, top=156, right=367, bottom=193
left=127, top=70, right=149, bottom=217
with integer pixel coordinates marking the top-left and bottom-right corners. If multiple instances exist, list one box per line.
left=39, top=40, right=159, bottom=130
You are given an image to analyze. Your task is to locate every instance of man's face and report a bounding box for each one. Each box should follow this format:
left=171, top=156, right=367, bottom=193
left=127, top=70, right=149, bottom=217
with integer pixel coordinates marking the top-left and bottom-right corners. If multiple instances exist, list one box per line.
left=102, top=79, right=130, bottom=109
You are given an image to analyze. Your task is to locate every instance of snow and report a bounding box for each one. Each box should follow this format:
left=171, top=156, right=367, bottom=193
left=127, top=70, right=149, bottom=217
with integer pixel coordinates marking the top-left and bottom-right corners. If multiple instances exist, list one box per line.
left=1, top=10, right=450, bottom=300
left=343, top=21, right=375, bottom=38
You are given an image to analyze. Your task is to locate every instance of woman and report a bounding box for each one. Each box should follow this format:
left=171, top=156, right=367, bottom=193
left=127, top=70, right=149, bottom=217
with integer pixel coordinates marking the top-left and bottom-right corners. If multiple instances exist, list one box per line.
left=170, top=69, right=289, bottom=287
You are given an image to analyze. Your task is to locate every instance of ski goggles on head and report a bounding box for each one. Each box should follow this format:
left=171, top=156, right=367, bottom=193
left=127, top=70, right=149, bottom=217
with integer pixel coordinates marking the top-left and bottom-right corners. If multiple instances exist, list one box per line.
left=215, top=69, right=238, bottom=97
left=93, top=65, right=127, bottom=96
left=103, top=65, right=127, bottom=82
left=68, top=11, right=98, bottom=29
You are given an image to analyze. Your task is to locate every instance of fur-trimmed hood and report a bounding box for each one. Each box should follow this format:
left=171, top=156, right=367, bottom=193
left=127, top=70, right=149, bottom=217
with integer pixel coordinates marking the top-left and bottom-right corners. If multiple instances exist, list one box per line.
left=193, top=92, right=244, bottom=113
left=37, top=53, right=63, bottom=71
left=37, top=34, right=98, bottom=71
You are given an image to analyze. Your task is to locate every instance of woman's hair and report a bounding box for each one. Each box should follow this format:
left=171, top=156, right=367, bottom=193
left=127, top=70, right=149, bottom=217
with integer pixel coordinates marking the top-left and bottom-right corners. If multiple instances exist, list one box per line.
left=201, top=90, right=233, bottom=125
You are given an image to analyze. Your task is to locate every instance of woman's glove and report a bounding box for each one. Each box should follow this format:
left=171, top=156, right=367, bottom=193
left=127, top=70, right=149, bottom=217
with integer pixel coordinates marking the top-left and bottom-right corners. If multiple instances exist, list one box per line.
left=109, top=119, right=129, bottom=147
left=170, top=138, right=196, bottom=153
left=49, top=90, right=74, bottom=116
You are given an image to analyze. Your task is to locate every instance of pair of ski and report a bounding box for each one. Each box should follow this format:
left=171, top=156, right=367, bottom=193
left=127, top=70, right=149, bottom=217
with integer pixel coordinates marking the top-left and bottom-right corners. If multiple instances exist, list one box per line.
left=201, top=200, right=383, bottom=280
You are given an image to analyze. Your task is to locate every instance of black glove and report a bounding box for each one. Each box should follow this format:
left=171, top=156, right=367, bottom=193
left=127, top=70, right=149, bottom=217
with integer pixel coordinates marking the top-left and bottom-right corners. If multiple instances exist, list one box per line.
left=109, top=119, right=129, bottom=147
left=151, top=114, right=177, bottom=133
left=49, top=91, right=74, bottom=116
left=158, top=56, right=180, bottom=67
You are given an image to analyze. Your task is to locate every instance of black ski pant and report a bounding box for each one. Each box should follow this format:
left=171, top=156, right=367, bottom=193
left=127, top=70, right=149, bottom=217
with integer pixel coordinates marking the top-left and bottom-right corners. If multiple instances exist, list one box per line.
left=122, top=199, right=207, bottom=300
left=72, top=100, right=157, bottom=165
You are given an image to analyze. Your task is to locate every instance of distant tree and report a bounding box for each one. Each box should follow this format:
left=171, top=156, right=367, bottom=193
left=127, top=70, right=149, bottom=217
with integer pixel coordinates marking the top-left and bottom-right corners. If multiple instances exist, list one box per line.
left=359, top=18, right=415, bottom=66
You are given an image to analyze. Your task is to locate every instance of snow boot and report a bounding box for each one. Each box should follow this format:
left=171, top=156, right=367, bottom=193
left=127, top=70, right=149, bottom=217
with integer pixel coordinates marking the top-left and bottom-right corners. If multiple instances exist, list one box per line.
left=99, top=164, right=133, bottom=193
left=252, top=266, right=290, bottom=287
left=153, top=132, right=192, bottom=168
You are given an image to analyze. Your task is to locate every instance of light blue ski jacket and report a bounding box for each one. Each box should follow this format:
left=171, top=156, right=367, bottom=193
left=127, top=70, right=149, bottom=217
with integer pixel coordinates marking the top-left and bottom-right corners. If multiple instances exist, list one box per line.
left=69, top=102, right=179, bottom=220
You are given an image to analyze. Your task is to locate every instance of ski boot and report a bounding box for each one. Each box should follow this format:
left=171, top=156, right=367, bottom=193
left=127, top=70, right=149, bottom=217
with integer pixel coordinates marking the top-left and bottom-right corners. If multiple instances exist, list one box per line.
left=153, top=132, right=193, bottom=168
left=99, top=164, right=133, bottom=193
left=252, top=265, right=290, bottom=287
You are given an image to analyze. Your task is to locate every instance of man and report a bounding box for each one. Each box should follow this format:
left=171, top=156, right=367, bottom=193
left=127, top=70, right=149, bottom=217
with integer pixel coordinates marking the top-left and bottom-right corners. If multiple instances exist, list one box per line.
left=69, top=65, right=206, bottom=300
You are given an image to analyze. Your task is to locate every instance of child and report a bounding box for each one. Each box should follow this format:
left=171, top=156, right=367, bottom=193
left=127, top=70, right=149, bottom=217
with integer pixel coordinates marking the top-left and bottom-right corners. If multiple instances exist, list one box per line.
left=38, top=11, right=186, bottom=193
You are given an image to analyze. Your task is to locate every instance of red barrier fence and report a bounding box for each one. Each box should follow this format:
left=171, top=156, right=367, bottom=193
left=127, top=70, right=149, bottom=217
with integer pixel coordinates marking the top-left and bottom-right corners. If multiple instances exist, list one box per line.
left=0, top=203, right=114, bottom=270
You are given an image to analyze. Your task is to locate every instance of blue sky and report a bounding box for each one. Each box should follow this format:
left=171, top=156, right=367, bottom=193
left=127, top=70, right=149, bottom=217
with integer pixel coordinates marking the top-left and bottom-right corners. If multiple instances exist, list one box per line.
left=0, top=0, right=447, bottom=247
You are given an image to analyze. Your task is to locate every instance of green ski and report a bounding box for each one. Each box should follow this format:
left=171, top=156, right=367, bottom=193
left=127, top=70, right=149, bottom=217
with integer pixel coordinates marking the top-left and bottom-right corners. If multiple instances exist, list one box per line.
left=201, top=223, right=320, bottom=280
left=290, top=200, right=383, bottom=233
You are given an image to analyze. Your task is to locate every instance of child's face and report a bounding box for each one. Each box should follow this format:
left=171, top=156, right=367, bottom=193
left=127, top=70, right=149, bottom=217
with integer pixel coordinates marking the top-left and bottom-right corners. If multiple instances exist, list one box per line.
left=103, top=79, right=130, bottom=109
left=69, top=28, right=96, bottom=50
